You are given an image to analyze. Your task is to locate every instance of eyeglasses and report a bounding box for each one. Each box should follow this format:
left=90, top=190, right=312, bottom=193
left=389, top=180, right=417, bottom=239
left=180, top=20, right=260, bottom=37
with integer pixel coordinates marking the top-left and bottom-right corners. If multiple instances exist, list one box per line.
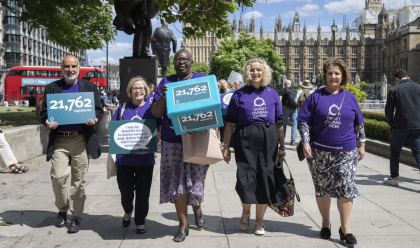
left=132, top=87, right=145, bottom=91
left=174, top=57, right=191, bottom=64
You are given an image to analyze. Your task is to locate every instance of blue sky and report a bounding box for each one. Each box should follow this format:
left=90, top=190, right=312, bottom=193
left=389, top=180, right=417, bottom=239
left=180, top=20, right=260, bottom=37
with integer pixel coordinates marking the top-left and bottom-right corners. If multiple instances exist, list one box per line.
left=86, top=0, right=414, bottom=66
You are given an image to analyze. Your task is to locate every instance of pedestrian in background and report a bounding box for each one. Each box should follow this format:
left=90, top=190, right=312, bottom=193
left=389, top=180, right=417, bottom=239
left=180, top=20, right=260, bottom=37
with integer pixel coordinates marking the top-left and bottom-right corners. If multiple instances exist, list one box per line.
left=112, top=76, right=161, bottom=234
left=40, top=55, right=103, bottom=233
left=279, top=79, right=298, bottom=146
left=384, top=69, right=420, bottom=186
left=103, top=91, right=117, bottom=117
left=0, top=128, right=29, bottom=174
left=151, top=49, right=209, bottom=242
left=296, top=79, right=314, bottom=111
left=297, top=58, right=365, bottom=245
left=223, top=57, right=289, bottom=236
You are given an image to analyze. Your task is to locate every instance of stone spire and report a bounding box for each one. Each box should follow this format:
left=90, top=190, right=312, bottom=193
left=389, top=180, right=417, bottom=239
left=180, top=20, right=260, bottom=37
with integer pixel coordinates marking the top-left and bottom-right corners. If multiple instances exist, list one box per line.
left=260, top=21, right=263, bottom=40
left=232, top=15, right=237, bottom=32
left=250, top=14, right=255, bottom=32
left=278, top=14, right=282, bottom=32
left=239, top=15, right=244, bottom=33
left=303, top=21, right=307, bottom=41
left=293, top=11, right=300, bottom=32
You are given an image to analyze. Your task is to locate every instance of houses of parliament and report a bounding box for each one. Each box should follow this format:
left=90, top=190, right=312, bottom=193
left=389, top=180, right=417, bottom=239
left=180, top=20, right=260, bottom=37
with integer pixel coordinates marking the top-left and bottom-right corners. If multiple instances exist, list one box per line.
left=183, top=0, right=420, bottom=85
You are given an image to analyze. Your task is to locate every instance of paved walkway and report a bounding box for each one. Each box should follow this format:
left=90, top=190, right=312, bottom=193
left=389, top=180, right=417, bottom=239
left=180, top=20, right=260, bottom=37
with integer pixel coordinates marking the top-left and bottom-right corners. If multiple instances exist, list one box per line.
left=1, top=142, right=420, bottom=248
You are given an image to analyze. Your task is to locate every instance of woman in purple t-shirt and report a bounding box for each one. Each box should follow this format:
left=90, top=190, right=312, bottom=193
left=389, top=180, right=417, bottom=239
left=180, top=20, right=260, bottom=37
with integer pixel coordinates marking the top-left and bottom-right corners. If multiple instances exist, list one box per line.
left=112, top=76, right=161, bottom=235
left=297, top=58, right=366, bottom=245
left=223, top=57, right=290, bottom=236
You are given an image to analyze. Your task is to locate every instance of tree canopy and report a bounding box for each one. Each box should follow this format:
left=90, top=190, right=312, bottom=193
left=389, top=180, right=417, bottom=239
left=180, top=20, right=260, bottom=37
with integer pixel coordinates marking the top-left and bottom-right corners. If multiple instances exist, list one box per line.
left=210, top=33, right=285, bottom=82
left=1, top=0, right=257, bottom=51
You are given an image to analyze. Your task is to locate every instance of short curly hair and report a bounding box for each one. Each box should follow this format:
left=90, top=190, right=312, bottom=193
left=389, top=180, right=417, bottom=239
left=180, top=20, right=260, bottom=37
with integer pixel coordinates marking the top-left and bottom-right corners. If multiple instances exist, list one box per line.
left=242, top=57, right=272, bottom=87
left=126, top=76, right=150, bottom=99
left=322, top=58, right=351, bottom=86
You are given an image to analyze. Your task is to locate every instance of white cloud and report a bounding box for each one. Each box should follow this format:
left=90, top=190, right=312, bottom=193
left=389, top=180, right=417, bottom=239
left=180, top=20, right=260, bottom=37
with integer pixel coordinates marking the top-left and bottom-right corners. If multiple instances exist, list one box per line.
left=244, top=11, right=263, bottom=19
left=270, top=16, right=277, bottom=20
left=108, top=42, right=132, bottom=54
left=324, top=0, right=364, bottom=14
left=284, top=4, right=321, bottom=18
left=91, top=57, right=120, bottom=66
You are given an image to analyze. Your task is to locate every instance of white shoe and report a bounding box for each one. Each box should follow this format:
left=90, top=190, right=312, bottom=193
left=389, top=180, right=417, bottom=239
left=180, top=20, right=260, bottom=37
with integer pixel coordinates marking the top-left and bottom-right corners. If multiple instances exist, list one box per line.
left=239, top=212, right=250, bottom=231
left=254, top=221, right=265, bottom=236
left=383, top=177, right=399, bottom=186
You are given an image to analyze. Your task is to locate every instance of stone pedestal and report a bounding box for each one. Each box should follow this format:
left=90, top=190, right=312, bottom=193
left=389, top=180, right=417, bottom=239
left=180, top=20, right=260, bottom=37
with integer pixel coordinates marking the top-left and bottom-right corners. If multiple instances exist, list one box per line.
left=119, top=57, right=159, bottom=103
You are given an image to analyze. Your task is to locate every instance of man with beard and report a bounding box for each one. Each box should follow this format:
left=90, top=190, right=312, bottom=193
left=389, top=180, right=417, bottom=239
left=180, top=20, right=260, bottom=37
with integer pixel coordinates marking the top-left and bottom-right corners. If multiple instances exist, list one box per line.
left=40, top=55, right=103, bottom=233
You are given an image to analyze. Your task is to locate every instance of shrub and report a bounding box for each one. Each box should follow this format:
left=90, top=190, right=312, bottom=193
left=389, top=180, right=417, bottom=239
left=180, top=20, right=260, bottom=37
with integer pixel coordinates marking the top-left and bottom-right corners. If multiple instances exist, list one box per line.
left=362, top=111, right=387, bottom=122
left=364, top=118, right=390, bottom=142
left=342, top=82, right=367, bottom=108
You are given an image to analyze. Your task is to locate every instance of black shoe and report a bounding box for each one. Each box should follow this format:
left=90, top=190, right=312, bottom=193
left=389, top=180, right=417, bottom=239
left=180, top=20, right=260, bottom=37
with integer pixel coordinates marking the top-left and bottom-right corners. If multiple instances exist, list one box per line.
left=339, top=227, right=357, bottom=245
left=122, top=214, right=131, bottom=228
left=67, top=218, right=81, bottom=233
left=136, top=225, right=147, bottom=234
left=55, top=212, right=67, bottom=228
left=320, top=224, right=331, bottom=239
left=173, top=227, right=189, bottom=242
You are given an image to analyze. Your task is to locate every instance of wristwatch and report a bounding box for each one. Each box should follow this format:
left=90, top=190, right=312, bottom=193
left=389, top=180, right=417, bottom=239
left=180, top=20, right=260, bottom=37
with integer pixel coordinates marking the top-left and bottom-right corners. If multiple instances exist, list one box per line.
left=279, top=146, right=286, bottom=151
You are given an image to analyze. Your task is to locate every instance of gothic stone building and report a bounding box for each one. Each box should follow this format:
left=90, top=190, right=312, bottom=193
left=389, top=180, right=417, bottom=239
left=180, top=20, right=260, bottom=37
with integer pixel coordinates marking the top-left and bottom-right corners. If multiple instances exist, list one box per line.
left=183, top=0, right=420, bottom=85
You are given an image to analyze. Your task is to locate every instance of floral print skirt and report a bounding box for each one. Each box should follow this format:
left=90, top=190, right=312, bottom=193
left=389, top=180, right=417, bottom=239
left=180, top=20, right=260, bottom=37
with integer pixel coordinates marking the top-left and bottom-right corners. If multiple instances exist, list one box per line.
left=307, top=148, right=360, bottom=199
left=159, top=141, right=210, bottom=206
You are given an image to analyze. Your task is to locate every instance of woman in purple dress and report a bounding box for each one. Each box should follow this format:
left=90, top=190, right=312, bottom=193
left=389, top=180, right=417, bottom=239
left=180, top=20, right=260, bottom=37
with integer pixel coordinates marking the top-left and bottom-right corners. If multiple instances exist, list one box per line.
left=223, top=57, right=289, bottom=236
left=297, top=58, right=365, bottom=245
left=112, top=76, right=160, bottom=234
left=151, top=49, right=209, bottom=242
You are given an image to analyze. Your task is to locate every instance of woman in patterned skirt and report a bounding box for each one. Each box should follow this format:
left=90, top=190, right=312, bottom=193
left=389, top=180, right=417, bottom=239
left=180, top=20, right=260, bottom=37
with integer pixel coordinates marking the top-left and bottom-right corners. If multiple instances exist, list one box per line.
left=151, top=49, right=209, bottom=242
left=223, top=57, right=290, bottom=236
left=297, top=58, right=366, bottom=245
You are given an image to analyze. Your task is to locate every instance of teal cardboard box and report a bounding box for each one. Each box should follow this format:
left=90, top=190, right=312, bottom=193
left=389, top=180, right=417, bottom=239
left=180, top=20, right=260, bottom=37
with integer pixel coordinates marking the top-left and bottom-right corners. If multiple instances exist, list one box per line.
left=109, top=120, right=157, bottom=154
left=166, top=75, right=223, bottom=135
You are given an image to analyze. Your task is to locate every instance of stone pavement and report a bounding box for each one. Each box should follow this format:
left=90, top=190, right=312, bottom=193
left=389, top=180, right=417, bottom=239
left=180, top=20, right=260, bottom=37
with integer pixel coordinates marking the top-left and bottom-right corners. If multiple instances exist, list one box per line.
left=1, top=142, right=420, bottom=248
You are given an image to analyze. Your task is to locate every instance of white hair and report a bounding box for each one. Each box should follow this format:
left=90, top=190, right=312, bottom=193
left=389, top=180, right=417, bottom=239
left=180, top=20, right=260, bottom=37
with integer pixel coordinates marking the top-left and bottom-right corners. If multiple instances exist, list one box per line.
left=283, top=79, right=291, bottom=88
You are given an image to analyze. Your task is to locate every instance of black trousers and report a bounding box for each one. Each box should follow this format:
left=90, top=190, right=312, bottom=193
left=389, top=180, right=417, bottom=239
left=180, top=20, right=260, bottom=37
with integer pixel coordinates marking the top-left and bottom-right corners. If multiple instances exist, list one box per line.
left=117, top=165, right=154, bottom=226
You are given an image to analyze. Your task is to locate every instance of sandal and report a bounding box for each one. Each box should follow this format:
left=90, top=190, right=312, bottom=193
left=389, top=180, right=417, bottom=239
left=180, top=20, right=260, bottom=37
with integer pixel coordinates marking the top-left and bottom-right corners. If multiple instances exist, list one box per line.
left=173, top=227, right=189, bottom=242
left=17, top=166, right=29, bottom=173
left=193, top=207, right=205, bottom=228
left=240, top=212, right=250, bottom=231
left=9, top=168, right=22, bottom=174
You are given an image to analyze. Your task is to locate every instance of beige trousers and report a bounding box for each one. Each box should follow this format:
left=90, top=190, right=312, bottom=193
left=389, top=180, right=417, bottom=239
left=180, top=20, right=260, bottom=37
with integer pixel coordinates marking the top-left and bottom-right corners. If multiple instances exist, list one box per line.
left=51, top=134, right=89, bottom=220
left=0, top=132, right=17, bottom=170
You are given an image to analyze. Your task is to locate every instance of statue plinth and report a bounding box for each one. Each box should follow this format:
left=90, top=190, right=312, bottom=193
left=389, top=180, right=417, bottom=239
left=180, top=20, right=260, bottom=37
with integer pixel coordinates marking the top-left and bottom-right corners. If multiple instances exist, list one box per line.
left=118, top=57, right=159, bottom=103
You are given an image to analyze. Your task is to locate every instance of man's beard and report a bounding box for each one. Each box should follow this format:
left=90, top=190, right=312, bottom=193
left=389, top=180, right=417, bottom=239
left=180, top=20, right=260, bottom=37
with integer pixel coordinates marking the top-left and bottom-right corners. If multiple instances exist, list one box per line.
left=63, top=72, right=79, bottom=82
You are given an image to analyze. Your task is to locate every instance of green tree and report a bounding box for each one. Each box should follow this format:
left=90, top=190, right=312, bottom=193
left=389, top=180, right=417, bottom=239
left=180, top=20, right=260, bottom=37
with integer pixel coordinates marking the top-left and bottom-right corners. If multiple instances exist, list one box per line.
left=192, top=62, right=210, bottom=74
left=210, top=33, right=284, bottom=82
left=342, top=82, right=368, bottom=107
left=1, top=0, right=257, bottom=51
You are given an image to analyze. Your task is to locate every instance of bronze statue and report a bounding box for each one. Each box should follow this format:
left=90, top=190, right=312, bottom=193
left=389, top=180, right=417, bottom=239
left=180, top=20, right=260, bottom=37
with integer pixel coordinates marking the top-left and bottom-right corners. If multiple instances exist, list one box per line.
left=113, top=0, right=158, bottom=57
left=151, top=24, right=177, bottom=77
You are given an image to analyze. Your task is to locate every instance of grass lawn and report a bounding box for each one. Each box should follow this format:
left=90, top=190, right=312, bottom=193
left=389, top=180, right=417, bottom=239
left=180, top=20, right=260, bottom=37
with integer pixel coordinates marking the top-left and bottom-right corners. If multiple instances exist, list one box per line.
left=0, top=106, right=40, bottom=129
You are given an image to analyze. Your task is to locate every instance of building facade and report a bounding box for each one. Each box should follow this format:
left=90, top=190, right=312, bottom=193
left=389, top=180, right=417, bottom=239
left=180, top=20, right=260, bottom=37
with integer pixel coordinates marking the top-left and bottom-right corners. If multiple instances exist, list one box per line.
left=183, top=0, right=420, bottom=85
left=0, top=1, right=86, bottom=91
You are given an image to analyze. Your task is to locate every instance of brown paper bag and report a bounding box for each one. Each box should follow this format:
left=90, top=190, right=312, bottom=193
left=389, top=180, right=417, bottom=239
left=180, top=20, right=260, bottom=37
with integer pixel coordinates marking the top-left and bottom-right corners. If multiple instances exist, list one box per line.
left=182, top=129, right=223, bottom=165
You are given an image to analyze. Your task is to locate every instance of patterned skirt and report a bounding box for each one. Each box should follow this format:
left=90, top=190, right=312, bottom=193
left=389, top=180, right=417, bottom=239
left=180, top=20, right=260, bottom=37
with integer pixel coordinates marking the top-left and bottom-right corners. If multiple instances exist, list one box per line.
left=159, top=141, right=210, bottom=206
left=307, top=148, right=360, bottom=199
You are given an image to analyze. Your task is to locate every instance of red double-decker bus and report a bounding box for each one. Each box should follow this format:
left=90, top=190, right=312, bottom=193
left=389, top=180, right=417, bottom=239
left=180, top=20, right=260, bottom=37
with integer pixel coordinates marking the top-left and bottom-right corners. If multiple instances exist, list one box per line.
left=3, top=66, right=108, bottom=102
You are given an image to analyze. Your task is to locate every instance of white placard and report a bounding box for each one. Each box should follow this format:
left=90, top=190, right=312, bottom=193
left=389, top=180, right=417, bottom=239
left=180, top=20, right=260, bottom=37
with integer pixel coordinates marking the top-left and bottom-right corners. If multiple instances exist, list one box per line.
left=227, top=71, right=243, bottom=85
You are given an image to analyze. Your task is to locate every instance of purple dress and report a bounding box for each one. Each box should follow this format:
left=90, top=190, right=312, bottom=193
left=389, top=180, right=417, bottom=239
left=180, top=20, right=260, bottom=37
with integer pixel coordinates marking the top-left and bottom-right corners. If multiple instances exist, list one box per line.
left=152, top=73, right=210, bottom=206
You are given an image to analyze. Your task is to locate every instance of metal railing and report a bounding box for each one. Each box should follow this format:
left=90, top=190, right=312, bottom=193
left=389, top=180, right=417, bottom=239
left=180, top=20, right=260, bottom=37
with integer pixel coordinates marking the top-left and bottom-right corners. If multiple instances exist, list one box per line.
left=360, top=100, right=386, bottom=109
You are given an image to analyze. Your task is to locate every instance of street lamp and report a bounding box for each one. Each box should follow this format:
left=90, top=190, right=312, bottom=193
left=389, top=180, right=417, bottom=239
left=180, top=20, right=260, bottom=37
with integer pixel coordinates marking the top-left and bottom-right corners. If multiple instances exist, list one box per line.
left=331, top=20, right=338, bottom=58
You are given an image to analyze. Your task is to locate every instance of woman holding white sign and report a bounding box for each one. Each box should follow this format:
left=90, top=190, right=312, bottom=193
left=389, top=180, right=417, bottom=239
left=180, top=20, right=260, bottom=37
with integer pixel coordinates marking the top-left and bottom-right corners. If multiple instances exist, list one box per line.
left=111, top=76, right=161, bottom=234
left=223, top=57, right=290, bottom=236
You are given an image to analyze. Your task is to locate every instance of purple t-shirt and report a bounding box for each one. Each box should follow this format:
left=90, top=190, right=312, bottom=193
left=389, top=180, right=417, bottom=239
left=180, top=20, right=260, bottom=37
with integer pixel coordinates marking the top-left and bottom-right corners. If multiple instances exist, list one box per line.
left=226, top=86, right=283, bottom=126
left=57, top=81, right=83, bottom=132
left=297, top=88, right=364, bottom=152
left=112, top=101, right=161, bottom=167
left=152, top=73, right=207, bottom=143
